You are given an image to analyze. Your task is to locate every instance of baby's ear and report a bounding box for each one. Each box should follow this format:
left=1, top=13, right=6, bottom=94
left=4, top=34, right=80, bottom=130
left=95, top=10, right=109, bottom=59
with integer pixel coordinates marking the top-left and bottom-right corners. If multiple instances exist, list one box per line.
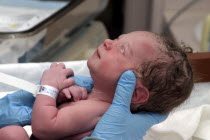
left=131, top=80, right=149, bottom=104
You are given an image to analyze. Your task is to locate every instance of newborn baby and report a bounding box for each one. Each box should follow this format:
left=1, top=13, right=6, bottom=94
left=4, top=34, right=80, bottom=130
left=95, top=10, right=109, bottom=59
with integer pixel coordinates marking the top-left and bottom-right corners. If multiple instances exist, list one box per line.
left=0, top=31, right=193, bottom=140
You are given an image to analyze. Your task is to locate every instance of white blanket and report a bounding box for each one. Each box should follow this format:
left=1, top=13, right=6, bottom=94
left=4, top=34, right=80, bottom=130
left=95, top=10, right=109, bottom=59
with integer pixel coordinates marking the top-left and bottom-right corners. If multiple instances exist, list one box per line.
left=0, top=61, right=209, bottom=140
left=0, top=60, right=90, bottom=95
left=144, top=82, right=210, bottom=140
left=144, top=105, right=210, bottom=140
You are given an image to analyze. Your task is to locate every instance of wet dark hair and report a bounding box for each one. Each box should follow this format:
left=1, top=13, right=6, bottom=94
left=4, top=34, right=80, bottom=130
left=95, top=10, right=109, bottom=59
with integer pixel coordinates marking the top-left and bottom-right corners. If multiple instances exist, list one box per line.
left=137, top=35, right=194, bottom=113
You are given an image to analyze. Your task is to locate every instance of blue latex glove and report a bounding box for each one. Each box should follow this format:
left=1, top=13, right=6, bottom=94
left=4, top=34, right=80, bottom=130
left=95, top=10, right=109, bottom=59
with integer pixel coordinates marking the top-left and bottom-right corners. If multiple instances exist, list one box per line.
left=87, top=70, right=168, bottom=140
left=0, top=76, right=93, bottom=128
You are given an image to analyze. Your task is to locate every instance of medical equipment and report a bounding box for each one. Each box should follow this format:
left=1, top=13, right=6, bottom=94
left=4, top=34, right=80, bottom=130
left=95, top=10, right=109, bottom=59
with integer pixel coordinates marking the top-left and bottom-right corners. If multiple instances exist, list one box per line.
left=163, top=0, right=199, bottom=34
left=0, top=0, right=109, bottom=63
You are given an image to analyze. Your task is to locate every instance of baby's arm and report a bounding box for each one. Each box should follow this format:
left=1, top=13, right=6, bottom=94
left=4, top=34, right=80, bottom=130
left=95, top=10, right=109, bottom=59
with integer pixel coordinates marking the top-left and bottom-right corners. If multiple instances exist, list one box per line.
left=32, top=97, right=109, bottom=139
left=32, top=63, right=108, bottom=139
left=57, top=84, right=88, bottom=105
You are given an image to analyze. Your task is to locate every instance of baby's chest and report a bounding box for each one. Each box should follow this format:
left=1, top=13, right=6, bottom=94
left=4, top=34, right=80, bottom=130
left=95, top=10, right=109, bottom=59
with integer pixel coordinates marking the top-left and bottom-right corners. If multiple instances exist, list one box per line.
left=57, top=100, right=110, bottom=138
left=58, top=100, right=110, bottom=115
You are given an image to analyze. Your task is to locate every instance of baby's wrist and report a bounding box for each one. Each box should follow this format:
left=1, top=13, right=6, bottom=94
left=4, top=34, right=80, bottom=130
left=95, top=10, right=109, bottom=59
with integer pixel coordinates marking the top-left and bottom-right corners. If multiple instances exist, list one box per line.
left=40, top=81, right=58, bottom=89
left=37, top=85, right=59, bottom=100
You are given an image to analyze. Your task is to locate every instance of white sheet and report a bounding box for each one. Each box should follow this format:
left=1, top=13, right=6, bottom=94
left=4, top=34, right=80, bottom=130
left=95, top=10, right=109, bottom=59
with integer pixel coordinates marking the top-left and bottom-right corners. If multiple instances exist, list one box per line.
left=0, top=60, right=209, bottom=140
left=0, top=60, right=90, bottom=94
left=144, top=105, right=210, bottom=140
left=144, top=82, right=210, bottom=140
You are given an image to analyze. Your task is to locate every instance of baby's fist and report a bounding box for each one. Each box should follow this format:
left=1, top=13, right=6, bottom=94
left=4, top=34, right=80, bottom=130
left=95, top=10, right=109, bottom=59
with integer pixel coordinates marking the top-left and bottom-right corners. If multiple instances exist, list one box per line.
left=57, top=85, right=88, bottom=104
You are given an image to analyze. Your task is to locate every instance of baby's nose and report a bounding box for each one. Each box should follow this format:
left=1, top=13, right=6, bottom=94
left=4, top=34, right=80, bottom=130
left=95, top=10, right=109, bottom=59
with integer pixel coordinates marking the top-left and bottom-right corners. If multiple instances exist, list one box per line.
left=104, top=39, right=113, bottom=50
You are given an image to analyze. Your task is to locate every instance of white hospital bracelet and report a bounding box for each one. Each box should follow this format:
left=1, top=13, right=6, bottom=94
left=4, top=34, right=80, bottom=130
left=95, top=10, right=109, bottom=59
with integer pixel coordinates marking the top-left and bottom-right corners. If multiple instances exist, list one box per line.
left=37, top=85, right=59, bottom=100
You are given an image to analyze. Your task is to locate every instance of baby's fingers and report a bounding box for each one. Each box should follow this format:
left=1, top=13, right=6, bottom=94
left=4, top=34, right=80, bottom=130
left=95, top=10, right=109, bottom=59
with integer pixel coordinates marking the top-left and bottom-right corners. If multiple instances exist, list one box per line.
left=80, top=87, right=88, bottom=100
left=62, top=78, right=74, bottom=89
left=57, top=90, right=70, bottom=105
left=69, top=85, right=87, bottom=101
left=69, top=86, right=81, bottom=101
left=62, top=88, right=71, bottom=99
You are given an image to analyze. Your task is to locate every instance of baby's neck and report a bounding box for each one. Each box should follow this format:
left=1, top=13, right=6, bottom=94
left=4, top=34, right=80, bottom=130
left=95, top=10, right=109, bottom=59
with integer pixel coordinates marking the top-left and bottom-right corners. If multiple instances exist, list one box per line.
left=87, top=88, right=114, bottom=104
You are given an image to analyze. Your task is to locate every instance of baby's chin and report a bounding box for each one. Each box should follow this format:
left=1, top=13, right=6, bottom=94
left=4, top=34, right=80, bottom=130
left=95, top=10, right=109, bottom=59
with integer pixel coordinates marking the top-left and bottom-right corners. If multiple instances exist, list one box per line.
left=87, top=58, right=92, bottom=69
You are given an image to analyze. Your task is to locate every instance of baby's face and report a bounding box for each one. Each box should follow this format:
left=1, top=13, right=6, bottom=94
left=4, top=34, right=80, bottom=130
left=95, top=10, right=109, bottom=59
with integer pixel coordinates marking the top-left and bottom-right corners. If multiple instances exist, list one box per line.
left=87, top=31, right=160, bottom=85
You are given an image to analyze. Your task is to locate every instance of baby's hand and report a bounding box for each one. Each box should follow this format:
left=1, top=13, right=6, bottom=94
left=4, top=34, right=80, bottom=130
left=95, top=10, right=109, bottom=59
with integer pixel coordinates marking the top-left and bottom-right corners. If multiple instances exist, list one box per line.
left=57, top=84, right=88, bottom=104
left=41, top=63, right=74, bottom=90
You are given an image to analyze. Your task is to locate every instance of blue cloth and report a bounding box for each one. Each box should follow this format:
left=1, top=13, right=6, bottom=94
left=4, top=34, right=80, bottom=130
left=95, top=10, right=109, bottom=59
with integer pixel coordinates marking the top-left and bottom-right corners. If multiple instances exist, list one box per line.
left=89, top=70, right=168, bottom=140
left=72, top=76, right=94, bottom=92
left=0, top=90, right=35, bottom=128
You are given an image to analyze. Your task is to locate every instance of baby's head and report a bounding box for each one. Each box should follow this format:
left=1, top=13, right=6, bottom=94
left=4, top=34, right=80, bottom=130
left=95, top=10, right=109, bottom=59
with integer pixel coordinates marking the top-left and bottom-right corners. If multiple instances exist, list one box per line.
left=88, top=31, right=193, bottom=113
left=134, top=33, right=193, bottom=113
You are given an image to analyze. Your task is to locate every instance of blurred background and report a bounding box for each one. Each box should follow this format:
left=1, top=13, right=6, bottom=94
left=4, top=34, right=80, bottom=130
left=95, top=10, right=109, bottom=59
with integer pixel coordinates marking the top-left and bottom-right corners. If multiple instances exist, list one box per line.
left=0, top=0, right=210, bottom=63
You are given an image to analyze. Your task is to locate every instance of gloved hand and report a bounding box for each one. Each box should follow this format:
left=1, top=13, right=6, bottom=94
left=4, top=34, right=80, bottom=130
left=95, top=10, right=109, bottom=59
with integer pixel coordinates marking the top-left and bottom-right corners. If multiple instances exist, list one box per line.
left=0, top=75, right=93, bottom=128
left=84, top=70, right=168, bottom=140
